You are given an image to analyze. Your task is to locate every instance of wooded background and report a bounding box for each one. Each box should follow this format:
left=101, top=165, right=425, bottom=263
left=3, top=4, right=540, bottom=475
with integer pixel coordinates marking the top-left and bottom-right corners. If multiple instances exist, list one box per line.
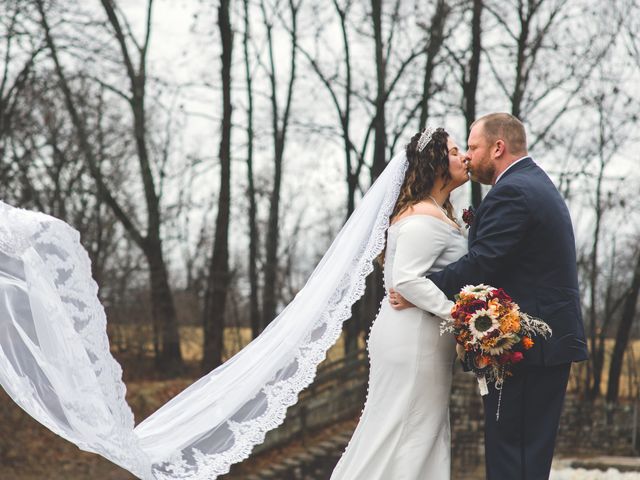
left=1, top=0, right=639, bottom=407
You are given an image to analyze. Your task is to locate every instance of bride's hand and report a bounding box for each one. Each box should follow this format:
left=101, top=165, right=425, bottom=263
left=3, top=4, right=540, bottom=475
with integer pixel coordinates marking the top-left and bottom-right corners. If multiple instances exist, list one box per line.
left=388, top=289, right=414, bottom=310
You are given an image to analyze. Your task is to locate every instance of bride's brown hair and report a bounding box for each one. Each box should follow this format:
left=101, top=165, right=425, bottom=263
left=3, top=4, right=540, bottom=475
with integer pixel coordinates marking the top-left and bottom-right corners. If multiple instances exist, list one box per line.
left=378, top=127, right=457, bottom=266
left=391, top=127, right=455, bottom=222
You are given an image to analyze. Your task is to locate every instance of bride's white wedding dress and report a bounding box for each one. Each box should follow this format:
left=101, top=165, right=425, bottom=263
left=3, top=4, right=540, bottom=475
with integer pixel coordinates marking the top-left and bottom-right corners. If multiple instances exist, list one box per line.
left=331, top=215, right=467, bottom=480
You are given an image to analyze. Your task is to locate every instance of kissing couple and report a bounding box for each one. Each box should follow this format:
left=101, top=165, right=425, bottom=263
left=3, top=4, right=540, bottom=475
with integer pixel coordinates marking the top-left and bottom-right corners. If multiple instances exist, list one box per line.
left=331, top=112, right=589, bottom=480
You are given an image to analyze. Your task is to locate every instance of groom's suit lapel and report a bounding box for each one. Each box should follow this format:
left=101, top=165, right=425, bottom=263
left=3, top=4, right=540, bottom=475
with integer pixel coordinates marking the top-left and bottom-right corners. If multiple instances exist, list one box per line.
left=467, top=157, right=533, bottom=245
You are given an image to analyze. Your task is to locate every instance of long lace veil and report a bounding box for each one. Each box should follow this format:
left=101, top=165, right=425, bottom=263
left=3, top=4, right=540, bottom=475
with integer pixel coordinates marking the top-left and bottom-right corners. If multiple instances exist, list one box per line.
left=0, top=151, right=408, bottom=479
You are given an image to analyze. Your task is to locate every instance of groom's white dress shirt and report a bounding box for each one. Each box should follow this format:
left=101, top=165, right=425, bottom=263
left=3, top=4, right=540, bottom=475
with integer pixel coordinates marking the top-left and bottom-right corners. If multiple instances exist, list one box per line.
left=494, top=156, right=530, bottom=185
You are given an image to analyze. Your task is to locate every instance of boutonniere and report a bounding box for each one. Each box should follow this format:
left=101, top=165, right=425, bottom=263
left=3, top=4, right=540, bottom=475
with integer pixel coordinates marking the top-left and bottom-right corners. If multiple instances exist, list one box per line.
left=462, top=206, right=475, bottom=229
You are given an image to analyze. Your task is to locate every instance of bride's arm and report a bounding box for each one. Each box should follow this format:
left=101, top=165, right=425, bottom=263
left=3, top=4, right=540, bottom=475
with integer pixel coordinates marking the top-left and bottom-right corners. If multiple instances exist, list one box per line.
left=391, top=218, right=454, bottom=320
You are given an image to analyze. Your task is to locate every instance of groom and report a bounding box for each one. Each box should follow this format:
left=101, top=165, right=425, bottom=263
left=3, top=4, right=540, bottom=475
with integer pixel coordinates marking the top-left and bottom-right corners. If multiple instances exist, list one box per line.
left=390, top=113, right=588, bottom=480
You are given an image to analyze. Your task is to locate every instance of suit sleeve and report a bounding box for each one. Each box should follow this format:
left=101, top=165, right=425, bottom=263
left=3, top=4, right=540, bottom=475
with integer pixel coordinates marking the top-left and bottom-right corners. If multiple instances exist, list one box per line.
left=427, top=184, right=531, bottom=299
left=392, top=218, right=455, bottom=319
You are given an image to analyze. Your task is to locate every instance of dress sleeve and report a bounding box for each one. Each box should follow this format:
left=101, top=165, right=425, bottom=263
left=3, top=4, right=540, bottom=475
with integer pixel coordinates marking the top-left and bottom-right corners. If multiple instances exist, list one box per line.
left=391, top=217, right=455, bottom=320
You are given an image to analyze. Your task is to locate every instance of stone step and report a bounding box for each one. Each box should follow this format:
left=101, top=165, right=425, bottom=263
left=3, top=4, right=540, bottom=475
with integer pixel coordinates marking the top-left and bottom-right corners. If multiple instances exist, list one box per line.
left=566, top=456, right=640, bottom=473
left=246, top=428, right=354, bottom=478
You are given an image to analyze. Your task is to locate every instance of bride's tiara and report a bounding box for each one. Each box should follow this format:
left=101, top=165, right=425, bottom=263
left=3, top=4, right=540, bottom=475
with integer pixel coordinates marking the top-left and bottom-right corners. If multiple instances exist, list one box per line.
left=417, top=126, right=436, bottom=152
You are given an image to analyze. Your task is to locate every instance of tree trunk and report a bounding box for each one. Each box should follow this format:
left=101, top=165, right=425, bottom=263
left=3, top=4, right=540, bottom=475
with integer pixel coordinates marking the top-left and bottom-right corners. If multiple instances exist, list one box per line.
left=336, top=0, right=359, bottom=353
left=593, top=241, right=619, bottom=399
left=103, top=0, right=184, bottom=372
left=464, top=0, right=483, bottom=208
left=202, top=0, right=233, bottom=369
left=337, top=1, right=357, bottom=219
left=606, top=251, right=640, bottom=403
left=358, top=0, right=387, bottom=342
left=262, top=141, right=283, bottom=330
left=419, top=0, right=449, bottom=129
left=39, top=0, right=183, bottom=373
left=243, top=0, right=260, bottom=339
left=370, top=0, right=386, bottom=181
left=147, top=238, right=182, bottom=373
left=587, top=102, right=607, bottom=400
left=261, top=0, right=298, bottom=330
left=261, top=14, right=282, bottom=329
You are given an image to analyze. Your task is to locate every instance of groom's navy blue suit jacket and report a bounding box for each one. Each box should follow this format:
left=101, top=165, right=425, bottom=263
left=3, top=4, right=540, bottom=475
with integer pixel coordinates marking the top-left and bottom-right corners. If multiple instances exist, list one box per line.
left=428, top=157, right=588, bottom=366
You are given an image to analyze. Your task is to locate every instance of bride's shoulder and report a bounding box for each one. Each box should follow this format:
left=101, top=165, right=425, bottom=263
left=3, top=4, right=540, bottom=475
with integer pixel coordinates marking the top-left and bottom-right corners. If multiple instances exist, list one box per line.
left=407, top=202, right=442, bottom=217
left=391, top=202, right=443, bottom=225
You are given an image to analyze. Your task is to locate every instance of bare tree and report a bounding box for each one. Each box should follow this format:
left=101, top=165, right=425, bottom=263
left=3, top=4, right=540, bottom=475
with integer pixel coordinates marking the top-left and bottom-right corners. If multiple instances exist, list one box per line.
left=37, top=0, right=183, bottom=373
left=605, top=1, right=640, bottom=402
left=607, top=248, right=640, bottom=403
left=585, top=93, right=618, bottom=399
left=243, top=0, right=261, bottom=339
left=370, top=0, right=387, bottom=181
left=462, top=0, right=483, bottom=207
left=297, top=0, right=366, bottom=219
left=0, top=1, right=43, bottom=166
left=6, top=61, right=137, bottom=313
left=261, top=0, right=301, bottom=330
left=361, top=0, right=425, bottom=347
left=202, top=0, right=233, bottom=369
left=418, top=0, right=450, bottom=129
left=484, top=0, right=621, bottom=150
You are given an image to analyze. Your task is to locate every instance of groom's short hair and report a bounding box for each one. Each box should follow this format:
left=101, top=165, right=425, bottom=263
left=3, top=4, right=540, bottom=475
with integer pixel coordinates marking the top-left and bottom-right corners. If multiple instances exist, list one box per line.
left=473, top=113, right=527, bottom=154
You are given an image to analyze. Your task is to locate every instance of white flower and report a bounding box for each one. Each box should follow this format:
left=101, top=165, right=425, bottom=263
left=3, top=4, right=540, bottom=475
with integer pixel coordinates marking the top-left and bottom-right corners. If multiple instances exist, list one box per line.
left=468, top=309, right=499, bottom=339
left=460, top=284, right=496, bottom=300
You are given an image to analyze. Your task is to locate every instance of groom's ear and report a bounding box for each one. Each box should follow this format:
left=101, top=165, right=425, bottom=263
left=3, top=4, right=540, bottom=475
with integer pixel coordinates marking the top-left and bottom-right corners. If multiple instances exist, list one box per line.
left=493, top=139, right=506, bottom=159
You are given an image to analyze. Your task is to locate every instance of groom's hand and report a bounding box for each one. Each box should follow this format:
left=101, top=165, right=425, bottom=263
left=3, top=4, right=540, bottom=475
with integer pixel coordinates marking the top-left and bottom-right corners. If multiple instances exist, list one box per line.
left=389, top=289, right=414, bottom=310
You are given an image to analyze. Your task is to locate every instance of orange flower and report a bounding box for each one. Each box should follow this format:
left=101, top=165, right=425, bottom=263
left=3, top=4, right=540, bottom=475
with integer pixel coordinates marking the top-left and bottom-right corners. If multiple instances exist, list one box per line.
left=499, top=312, right=520, bottom=334
left=475, top=355, right=491, bottom=368
left=522, top=336, right=534, bottom=350
left=487, top=298, right=500, bottom=313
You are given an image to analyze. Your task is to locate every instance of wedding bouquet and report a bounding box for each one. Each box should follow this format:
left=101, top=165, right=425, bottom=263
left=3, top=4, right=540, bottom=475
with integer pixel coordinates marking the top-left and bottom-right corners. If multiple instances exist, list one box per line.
left=440, top=284, right=552, bottom=400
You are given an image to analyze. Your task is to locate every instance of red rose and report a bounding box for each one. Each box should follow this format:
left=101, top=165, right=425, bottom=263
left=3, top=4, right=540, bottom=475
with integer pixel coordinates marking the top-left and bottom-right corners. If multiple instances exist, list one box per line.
left=461, top=299, right=487, bottom=314
left=510, top=351, right=524, bottom=363
left=462, top=207, right=475, bottom=229
left=491, top=288, right=512, bottom=302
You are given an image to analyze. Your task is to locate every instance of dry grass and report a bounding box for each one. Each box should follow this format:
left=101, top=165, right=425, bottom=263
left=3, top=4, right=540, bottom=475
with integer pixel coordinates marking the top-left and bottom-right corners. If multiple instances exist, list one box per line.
left=568, top=339, right=640, bottom=397
left=108, top=324, right=640, bottom=398
left=108, top=325, right=350, bottom=364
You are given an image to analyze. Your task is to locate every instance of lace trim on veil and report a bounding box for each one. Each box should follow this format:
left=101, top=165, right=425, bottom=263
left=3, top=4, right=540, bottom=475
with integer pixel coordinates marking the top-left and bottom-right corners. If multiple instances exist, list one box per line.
left=150, top=157, right=408, bottom=479
left=0, top=203, right=150, bottom=477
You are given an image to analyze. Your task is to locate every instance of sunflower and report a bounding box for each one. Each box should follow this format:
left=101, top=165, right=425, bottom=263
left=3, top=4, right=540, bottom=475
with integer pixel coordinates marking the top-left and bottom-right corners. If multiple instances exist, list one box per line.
left=468, top=308, right=499, bottom=339
left=460, top=284, right=496, bottom=300
left=483, top=333, right=520, bottom=355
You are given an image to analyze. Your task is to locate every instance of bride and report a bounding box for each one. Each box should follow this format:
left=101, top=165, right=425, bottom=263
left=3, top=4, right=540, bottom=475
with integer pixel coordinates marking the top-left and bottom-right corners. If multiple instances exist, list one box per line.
left=331, top=127, right=468, bottom=479
left=0, top=126, right=467, bottom=479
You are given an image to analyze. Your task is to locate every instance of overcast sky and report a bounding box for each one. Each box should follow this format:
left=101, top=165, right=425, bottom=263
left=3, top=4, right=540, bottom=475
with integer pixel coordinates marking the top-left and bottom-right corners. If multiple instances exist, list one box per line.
left=105, top=0, right=639, bottom=282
